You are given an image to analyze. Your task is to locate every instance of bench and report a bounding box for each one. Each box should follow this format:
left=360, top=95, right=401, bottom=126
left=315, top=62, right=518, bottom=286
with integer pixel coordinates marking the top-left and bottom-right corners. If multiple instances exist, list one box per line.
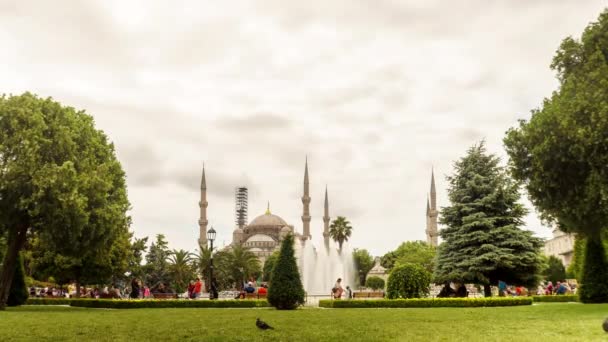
left=353, top=292, right=384, bottom=299
left=152, top=293, right=178, bottom=299
left=244, top=293, right=267, bottom=300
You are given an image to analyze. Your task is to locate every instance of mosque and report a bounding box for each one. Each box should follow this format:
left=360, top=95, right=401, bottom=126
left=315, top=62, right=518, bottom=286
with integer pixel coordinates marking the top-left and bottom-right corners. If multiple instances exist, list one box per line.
left=196, top=159, right=439, bottom=264
left=197, top=159, right=331, bottom=264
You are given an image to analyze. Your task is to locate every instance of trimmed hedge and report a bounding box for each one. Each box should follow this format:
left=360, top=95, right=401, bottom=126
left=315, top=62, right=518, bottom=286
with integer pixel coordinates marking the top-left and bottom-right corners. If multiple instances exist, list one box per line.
left=70, top=299, right=270, bottom=309
left=26, top=298, right=72, bottom=305
left=532, top=295, right=579, bottom=302
left=319, top=297, right=533, bottom=308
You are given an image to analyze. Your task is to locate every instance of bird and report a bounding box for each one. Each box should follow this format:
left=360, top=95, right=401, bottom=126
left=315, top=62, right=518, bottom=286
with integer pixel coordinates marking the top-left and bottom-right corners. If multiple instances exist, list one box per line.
left=603, top=318, right=608, bottom=332
left=256, top=318, right=274, bottom=330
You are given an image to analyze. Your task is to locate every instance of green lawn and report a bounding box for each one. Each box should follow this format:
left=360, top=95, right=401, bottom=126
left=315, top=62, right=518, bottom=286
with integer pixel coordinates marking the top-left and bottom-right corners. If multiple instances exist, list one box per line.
left=0, top=303, right=606, bottom=341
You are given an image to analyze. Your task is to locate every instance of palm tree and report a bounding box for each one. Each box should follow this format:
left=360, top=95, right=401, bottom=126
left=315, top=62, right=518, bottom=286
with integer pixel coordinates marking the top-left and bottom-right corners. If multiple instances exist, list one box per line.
left=329, top=216, right=353, bottom=251
left=195, top=245, right=212, bottom=291
left=167, top=249, right=195, bottom=293
left=228, top=245, right=261, bottom=289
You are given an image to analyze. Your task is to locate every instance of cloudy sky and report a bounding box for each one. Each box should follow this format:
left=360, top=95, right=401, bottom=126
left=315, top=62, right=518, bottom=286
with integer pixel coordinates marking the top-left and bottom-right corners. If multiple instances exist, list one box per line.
left=1, top=1, right=605, bottom=256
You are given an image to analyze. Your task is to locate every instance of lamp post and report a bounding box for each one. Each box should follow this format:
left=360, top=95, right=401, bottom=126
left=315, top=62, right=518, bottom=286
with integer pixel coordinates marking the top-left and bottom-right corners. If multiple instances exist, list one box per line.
left=207, top=226, right=216, bottom=299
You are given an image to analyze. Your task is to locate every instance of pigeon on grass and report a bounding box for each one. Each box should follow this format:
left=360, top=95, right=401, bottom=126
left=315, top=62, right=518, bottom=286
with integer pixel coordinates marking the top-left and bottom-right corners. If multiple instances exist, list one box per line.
left=256, top=318, right=274, bottom=330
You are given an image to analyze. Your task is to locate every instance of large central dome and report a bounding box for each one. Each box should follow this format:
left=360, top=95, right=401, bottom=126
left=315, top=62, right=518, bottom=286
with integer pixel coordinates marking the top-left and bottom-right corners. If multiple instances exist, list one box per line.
left=249, top=211, right=288, bottom=227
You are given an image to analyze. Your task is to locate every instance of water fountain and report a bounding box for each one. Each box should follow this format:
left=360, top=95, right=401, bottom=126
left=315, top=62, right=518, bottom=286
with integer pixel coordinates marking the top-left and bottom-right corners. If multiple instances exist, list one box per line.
left=295, top=239, right=357, bottom=297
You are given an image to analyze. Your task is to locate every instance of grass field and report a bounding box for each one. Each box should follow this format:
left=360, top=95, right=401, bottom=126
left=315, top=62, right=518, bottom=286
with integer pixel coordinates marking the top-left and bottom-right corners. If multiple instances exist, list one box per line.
left=0, top=303, right=606, bottom=341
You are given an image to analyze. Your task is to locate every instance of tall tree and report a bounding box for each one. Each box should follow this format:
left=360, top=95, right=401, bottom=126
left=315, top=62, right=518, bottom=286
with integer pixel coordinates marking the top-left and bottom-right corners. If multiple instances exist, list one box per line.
left=434, top=142, right=544, bottom=296
left=127, top=236, right=149, bottom=280
left=543, top=256, right=566, bottom=284
left=168, top=249, right=195, bottom=293
left=0, top=93, right=130, bottom=309
left=225, top=245, right=261, bottom=289
left=352, top=249, right=374, bottom=286
left=329, top=216, right=353, bottom=250
left=144, top=234, right=171, bottom=288
left=262, top=250, right=279, bottom=282
left=380, top=241, right=436, bottom=273
left=195, top=245, right=212, bottom=290
left=268, top=234, right=305, bottom=310
left=504, top=10, right=608, bottom=303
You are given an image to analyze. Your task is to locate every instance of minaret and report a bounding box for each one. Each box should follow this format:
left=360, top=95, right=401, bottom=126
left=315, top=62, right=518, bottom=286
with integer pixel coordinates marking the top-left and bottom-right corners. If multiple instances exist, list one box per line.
left=323, top=185, right=330, bottom=248
left=425, top=196, right=431, bottom=245
left=198, top=166, right=209, bottom=246
left=426, top=169, right=439, bottom=247
left=301, top=157, right=311, bottom=239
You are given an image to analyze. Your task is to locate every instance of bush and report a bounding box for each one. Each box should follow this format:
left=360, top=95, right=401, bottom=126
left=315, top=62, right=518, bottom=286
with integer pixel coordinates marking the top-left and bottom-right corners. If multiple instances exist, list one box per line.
left=26, top=298, right=72, bottom=305
left=7, top=253, right=28, bottom=306
left=365, top=276, right=385, bottom=291
left=386, top=263, right=431, bottom=299
left=532, top=295, right=579, bottom=303
left=268, top=234, right=305, bottom=310
left=69, top=299, right=269, bottom=309
left=319, top=297, right=533, bottom=308
left=579, top=238, right=608, bottom=303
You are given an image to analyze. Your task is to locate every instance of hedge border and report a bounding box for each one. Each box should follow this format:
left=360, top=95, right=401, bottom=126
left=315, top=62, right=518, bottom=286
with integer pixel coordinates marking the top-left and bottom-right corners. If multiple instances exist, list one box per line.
left=319, top=297, right=533, bottom=308
left=25, top=298, right=270, bottom=308
left=531, top=295, right=579, bottom=302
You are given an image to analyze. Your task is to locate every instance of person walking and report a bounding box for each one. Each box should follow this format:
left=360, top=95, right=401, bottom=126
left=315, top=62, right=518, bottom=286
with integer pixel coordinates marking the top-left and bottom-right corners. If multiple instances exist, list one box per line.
left=194, top=278, right=203, bottom=299
left=332, top=278, right=344, bottom=299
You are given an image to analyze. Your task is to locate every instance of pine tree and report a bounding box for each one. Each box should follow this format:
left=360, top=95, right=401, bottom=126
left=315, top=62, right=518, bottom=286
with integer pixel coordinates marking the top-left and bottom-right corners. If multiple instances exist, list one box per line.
left=7, top=253, right=28, bottom=307
left=268, top=234, right=305, bottom=310
left=434, top=142, right=544, bottom=296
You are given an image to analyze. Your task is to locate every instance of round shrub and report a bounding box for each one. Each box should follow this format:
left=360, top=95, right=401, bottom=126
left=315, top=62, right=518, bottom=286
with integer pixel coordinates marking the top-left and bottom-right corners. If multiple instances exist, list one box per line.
left=7, top=253, right=29, bottom=306
left=365, top=276, right=385, bottom=291
left=386, top=263, right=431, bottom=299
left=267, top=234, right=305, bottom=310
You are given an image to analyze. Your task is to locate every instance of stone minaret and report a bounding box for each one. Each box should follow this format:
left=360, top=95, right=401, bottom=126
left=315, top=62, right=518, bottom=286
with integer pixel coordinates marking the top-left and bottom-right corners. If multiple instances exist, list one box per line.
left=301, top=158, right=311, bottom=239
left=198, top=166, right=209, bottom=246
left=426, top=169, right=439, bottom=247
left=323, top=185, right=330, bottom=247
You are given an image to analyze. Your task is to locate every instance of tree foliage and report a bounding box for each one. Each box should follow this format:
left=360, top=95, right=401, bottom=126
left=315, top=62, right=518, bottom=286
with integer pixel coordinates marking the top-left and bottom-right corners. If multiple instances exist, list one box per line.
left=262, top=250, right=279, bottom=282
left=504, top=10, right=608, bottom=303
left=353, top=249, right=374, bottom=286
left=365, top=276, right=385, bottom=291
left=167, top=249, right=195, bottom=293
left=434, top=142, right=544, bottom=295
left=381, top=241, right=436, bottom=273
left=144, top=234, right=171, bottom=288
left=329, top=216, right=353, bottom=250
left=0, top=93, right=130, bottom=308
left=543, top=256, right=566, bottom=284
left=386, top=263, right=431, bottom=299
left=268, top=234, right=305, bottom=310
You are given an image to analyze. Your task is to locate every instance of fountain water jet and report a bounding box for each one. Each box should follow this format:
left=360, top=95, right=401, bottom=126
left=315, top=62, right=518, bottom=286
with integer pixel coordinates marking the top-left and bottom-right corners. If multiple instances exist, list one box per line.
left=295, top=239, right=357, bottom=295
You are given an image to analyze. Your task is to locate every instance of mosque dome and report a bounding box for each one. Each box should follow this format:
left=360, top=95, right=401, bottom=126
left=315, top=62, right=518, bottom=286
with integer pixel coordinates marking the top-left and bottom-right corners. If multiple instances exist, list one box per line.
left=248, top=204, right=287, bottom=227
left=281, top=226, right=291, bottom=232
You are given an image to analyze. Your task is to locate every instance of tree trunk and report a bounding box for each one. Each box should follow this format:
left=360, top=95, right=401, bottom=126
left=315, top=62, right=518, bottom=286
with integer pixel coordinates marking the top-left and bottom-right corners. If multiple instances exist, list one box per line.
left=75, top=282, right=81, bottom=298
left=0, top=225, right=28, bottom=310
left=483, top=284, right=492, bottom=297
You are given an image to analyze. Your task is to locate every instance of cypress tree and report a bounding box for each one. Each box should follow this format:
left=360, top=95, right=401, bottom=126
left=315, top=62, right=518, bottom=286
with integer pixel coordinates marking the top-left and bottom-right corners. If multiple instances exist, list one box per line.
left=268, top=234, right=305, bottom=310
left=7, top=253, right=28, bottom=306
left=434, top=142, right=544, bottom=296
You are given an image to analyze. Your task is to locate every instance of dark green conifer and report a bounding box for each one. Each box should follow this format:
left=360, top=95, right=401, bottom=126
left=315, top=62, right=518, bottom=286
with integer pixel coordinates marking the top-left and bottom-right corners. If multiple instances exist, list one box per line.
left=268, top=234, right=305, bottom=310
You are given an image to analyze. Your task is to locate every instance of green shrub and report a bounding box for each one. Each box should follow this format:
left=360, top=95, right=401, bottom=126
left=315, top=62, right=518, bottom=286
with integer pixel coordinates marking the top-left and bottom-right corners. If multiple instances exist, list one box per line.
left=386, top=263, right=431, bottom=299
left=319, top=297, right=533, bottom=308
left=365, top=276, right=385, bottom=291
left=7, top=253, right=28, bottom=306
left=268, top=234, right=305, bottom=310
left=579, top=237, right=608, bottom=303
left=532, top=295, right=579, bottom=302
left=26, top=298, right=72, bottom=305
left=69, top=299, right=269, bottom=309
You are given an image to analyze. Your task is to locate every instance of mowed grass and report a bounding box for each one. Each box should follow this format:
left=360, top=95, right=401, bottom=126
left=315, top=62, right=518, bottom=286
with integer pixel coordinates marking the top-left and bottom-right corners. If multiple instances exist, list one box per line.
left=0, top=303, right=606, bottom=341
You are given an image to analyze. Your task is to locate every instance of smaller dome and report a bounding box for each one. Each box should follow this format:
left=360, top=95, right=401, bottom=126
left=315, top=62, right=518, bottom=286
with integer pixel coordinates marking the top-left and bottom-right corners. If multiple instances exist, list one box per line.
left=233, top=228, right=244, bottom=234
left=281, top=226, right=291, bottom=232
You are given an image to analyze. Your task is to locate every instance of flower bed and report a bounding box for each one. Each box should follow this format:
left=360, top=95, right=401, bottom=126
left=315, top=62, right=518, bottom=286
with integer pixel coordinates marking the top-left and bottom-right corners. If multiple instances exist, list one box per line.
left=319, top=297, right=533, bottom=308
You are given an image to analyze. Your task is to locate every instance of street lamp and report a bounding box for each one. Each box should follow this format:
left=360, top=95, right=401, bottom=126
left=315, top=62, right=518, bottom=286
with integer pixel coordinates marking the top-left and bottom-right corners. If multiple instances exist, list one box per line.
left=207, top=226, right=216, bottom=299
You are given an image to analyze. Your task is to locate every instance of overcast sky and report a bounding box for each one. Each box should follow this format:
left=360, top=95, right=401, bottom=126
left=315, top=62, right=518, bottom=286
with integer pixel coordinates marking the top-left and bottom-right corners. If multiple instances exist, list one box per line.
left=1, top=1, right=605, bottom=256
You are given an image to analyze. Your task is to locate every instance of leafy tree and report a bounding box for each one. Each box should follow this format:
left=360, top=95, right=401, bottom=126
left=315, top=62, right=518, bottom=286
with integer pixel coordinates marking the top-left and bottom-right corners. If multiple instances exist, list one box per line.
left=127, top=236, right=148, bottom=280
left=144, top=234, right=171, bottom=288
left=329, top=216, right=353, bottom=250
left=504, top=10, right=608, bottom=303
left=381, top=241, right=436, bottom=273
left=365, top=276, right=385, bottom=291
left=262, top=250, right=279, bottom=282
left=0, top=93, right=130, bottom=309
left=353, top=249, right=374, bottom=286
left=543, top=256, right=566, bottom=284
left=268, top=234, right=305, bottom=310
left=434, top=142, right=544, bottom=296
left=387, top=263, right=431, bottom=299
left=168, top=249, right=195, bottom=293
left=225, top=245, right=261, bottom=289
left=7, top=253, right=28, bottom=306
left=195, top=245, right=212, bottom=290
